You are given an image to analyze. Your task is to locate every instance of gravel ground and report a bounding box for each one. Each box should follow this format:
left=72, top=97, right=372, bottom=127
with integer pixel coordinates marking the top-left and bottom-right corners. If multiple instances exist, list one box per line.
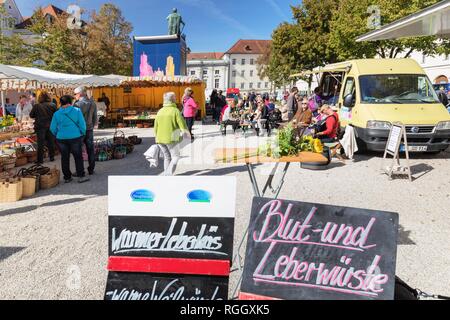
left=0, top=123, right=449, bottom=300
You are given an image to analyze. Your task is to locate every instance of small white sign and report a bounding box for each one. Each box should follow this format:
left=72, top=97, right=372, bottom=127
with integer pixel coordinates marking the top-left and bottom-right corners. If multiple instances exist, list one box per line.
left=387, top=125, right=402, bottom=154
left=108, top=176, right=236, bottom=218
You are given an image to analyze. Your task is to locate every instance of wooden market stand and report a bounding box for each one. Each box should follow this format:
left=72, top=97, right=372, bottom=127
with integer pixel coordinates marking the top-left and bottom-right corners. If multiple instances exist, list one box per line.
left=91, top=76, right=207, bottom=127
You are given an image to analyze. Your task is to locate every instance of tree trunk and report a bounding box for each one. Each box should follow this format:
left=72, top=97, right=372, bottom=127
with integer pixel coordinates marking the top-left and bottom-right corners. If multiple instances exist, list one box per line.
left=403, top=48, right=414, bottom=58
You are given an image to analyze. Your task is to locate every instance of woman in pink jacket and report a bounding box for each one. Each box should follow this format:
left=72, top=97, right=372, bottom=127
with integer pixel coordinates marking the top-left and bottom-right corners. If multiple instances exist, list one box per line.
left=182, top=87, right=198, bottom=141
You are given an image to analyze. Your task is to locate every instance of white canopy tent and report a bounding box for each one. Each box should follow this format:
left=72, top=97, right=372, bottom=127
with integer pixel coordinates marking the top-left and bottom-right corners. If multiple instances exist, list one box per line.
left=356, top=0, right=450, bottom=42
left=0, top=64, right=123, bottom=117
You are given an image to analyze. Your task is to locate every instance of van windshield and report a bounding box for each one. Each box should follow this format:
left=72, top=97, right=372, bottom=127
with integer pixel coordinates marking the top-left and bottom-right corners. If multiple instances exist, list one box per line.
left=359, top=74, right=440, bottom=104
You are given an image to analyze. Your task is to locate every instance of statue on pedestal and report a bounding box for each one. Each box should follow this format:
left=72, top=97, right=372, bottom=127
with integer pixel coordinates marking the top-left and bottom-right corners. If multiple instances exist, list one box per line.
left=167, top=8, right=185, bottom=36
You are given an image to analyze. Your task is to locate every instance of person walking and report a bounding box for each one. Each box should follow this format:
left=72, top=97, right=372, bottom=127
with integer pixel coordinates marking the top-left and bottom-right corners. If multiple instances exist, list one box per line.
left=30, top=92, right=57, bottom=164
left=154, top=92, right=190, bottom=176
left=50, top=95, right=89, bottom=184
left=182, top=87, right=198, bottom=141
left=210, top=89, right=218, bottom=123
left=74, top=86, right=97, bottom=175
left=216, top=90, right=226, bottom=124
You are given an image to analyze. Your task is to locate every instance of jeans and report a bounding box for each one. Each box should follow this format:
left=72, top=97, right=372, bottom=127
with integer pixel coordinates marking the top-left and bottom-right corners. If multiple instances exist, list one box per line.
left=83, top=129, right=95, bottom=173
left=57, top=137, right=85, bottom=180
left=320, top=137, right=338, bottom=144
left=36, top=127, right=55, bottom=163
left=158, top=143, right=180, bottom=176
left=184, top=117, right=194, bottom=137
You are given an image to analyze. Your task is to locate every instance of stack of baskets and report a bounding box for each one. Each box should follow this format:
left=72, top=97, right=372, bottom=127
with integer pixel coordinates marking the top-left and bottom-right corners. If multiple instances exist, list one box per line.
left=93, top=131, right=142, bottom=163
left=1, top=156, right=16, bottom=171
left=0, top=165, right=61, bottom=203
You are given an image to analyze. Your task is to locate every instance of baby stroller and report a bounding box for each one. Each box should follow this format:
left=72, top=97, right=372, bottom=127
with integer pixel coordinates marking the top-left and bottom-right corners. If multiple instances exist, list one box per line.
left=266, top=109, right=282, bottom=136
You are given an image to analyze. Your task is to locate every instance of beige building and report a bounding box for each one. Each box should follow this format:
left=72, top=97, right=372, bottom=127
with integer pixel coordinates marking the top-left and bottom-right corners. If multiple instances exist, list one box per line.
left=188, top=40, right=273, bottom=97
left=187, top=52, right=229, bottom=97
left=223, top=40, right=272, bottom=94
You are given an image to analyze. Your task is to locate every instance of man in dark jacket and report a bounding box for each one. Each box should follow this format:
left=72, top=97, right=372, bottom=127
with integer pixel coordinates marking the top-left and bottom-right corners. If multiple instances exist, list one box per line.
left=215, top=90, right=227, bottom=125
left=438, top=86, right=449, bottom=107
left=286, top=87, right=299, bottom=121
left=74, top=86, right=98, bottom=175
left=30, top=92, right=57, bottom=164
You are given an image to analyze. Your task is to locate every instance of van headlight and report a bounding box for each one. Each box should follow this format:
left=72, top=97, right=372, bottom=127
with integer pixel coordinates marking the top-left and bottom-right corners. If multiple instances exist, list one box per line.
left=367, top=121, right=392, bottom=130
left=436, top=121, right=450, bottom=130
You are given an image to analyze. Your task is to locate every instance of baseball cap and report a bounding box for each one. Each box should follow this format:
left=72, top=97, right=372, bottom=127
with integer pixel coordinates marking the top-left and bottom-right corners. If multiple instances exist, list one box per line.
left=74, top=86, right=85, bottom=94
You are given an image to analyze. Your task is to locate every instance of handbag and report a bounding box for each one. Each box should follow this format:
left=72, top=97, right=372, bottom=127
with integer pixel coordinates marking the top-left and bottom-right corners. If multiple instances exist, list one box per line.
left=63, top=111, right=84, bottom=137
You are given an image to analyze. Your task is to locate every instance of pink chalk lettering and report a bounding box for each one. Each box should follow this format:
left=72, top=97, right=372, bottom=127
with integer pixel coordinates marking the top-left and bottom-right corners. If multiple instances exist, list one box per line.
left=253, top=242, right=277, bottom=280
left=253, top=200, right=283, bottom=242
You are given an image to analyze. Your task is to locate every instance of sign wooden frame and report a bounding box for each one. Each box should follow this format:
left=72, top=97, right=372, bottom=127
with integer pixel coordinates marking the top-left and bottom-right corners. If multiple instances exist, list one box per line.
left=382, top=122, right=412, bottom=182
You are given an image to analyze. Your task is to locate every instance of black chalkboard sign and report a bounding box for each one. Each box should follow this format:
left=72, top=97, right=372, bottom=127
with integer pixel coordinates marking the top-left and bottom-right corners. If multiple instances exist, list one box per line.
left=109, top=216, right=234, bottom=261
left=105, top=272, right=228, bottom=300
left=240, top=197, right=399, bottom=300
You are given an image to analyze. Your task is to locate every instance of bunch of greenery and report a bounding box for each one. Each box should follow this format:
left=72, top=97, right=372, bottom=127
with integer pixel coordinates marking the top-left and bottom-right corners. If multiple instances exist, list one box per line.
left=258, top=124, right=324, bottom=159
left=0, top=115, right=15, bottom=128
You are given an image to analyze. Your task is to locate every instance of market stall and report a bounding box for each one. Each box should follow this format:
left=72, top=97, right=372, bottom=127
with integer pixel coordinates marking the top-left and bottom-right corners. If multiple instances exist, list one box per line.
left=0, top=64, right=125, bottom=203
left=92, top=76, right=206, bottom=127
left=0, top=64, right=123, bottom=116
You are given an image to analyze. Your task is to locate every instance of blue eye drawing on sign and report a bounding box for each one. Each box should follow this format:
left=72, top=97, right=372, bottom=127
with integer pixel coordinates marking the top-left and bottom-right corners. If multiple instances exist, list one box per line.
left=131, top=190, right=155, bottom=202
left=187, top=190, right=212, bottom=203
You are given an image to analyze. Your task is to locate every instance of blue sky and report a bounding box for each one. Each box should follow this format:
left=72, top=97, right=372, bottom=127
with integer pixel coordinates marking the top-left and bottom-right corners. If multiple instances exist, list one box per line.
left=15, top=0, right=299, bottom=52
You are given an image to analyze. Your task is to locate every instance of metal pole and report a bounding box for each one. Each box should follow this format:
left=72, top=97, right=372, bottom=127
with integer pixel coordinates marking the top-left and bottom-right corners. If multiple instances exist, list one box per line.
left=1, top=89, right=5, bottom=118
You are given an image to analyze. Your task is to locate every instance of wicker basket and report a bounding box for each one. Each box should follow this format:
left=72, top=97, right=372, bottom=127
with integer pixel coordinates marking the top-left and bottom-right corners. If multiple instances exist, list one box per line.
left=25, top=151, right=38, bottom=163
left=126, top=143, right=134, bottom=154
left=113, top=145, right=127, bottom=160
left=17, top=168, right=39, bottom=197
left=2, top=157, right=16, bottom=170
left=0, top=179, right=23, bottom=203
left=113, top=130, right=128, bottom=145
left=40, top=167, right=60, bottom=190
left=15, top=156, right=28, bottom=167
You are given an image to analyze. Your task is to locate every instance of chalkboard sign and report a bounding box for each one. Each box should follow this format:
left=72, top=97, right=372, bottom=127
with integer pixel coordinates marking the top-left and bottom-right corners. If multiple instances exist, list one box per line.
left=240, top=197, right=399, bottom=300
left=109, top=216, right=234, bottom=261
left=105, top=272, right=228, bottom=300
left=105, top=176, right=236, bottom=300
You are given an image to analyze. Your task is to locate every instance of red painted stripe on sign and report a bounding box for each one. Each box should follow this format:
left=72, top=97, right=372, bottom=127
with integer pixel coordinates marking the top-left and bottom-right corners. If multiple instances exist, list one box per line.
left=108, top=256, right=230, bottom=276
left=239, top=292, right=280, bottom=300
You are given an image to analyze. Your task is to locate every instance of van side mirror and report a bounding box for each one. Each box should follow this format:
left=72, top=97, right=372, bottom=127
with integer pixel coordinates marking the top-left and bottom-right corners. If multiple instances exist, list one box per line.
left=343, top=94, right=355, bottom=108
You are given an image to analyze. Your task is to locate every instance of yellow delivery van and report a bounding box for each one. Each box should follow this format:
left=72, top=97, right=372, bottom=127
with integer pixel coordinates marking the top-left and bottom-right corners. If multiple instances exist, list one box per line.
left=305, top=59, right=450, bottom=153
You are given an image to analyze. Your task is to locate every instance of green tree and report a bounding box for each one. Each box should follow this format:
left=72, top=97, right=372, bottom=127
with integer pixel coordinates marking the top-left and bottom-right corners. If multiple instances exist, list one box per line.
left=0, top=34, right=34, bottom=65
left=329, top=0, right=450, bottom=60
left=263, top=0, right=339, bottom=87
left=27, top=8, right=78, bottom=73
left=85, top=4, right=133, bottom=75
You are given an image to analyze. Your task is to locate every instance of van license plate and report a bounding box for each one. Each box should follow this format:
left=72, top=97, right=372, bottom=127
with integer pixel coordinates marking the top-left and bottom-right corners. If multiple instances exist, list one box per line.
left=402, top=145, right=428, bottom=152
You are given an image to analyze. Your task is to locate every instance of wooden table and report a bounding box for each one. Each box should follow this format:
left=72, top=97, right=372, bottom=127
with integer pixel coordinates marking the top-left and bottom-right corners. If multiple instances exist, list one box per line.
left=215, top=148, right=327, bottom=197
left=215, top=148, right=328, bottom=298
left=0, top=131, right=34, bottom=142
left=122, top=115, right=157, bottom=128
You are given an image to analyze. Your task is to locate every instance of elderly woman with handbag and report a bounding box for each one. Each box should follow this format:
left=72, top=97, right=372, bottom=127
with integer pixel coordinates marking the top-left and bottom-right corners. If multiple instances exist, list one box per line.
left=155, top=92, right=190, bottom=176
